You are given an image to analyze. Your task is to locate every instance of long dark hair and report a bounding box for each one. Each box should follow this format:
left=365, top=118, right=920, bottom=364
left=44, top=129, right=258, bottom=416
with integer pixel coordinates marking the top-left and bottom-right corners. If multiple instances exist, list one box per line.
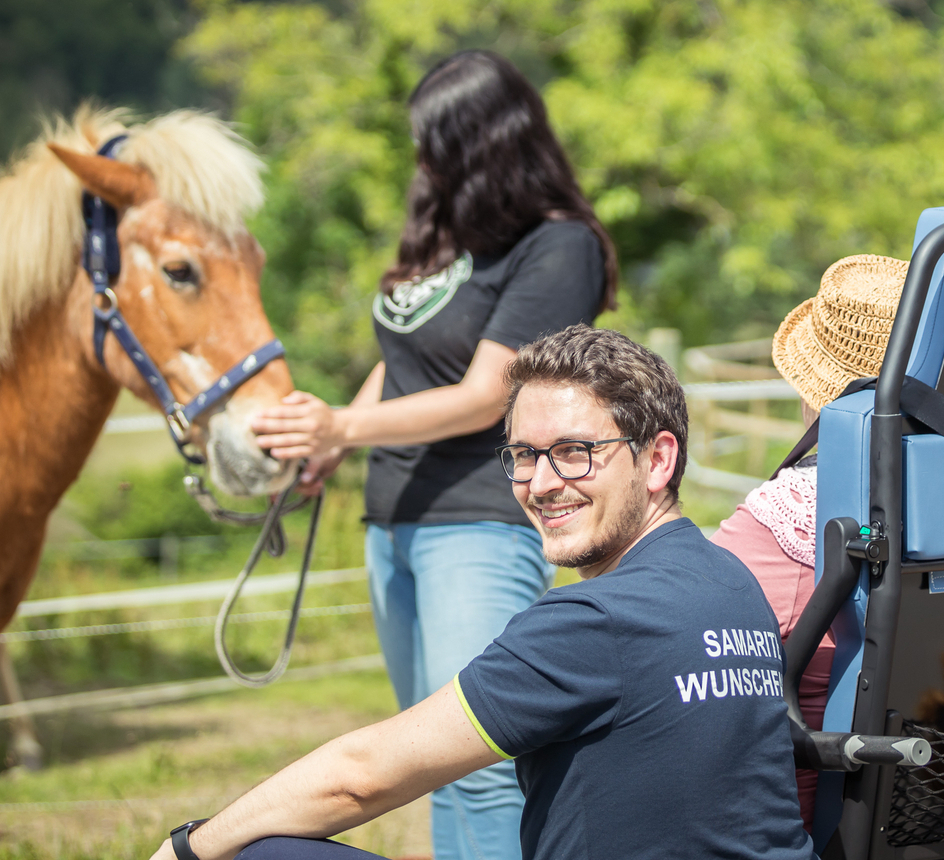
left=381, top=50, right=618, bottom=312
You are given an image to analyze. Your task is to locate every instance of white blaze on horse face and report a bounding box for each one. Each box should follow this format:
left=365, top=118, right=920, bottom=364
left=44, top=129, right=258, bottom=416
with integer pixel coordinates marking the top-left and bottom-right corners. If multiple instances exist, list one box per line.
left=172, top=351, right=217, bottom=391
left=130, top=244, right=155, bottom=274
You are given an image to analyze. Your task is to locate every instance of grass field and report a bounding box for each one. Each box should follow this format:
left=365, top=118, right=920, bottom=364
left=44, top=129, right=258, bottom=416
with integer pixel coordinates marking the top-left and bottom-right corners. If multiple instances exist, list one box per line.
left=0, top=670, right=432, bottom=860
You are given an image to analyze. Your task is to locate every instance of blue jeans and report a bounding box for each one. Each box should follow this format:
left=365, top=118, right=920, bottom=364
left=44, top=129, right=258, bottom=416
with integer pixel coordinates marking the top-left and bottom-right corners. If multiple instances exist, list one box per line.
left=366, top=521, right=553, bottom=860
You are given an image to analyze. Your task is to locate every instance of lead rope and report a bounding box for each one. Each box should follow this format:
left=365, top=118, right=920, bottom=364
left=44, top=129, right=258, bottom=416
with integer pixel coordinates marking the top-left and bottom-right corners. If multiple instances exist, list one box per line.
left=184, top=468, right=312, bottom=558
left=213, top=475, right=324, bottom=688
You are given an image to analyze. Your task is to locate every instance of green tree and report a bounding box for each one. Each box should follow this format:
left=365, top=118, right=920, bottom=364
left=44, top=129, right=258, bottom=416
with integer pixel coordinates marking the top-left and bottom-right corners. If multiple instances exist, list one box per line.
left=187, top=2, right=419, bottom=401
left=545, top=0, right=944, bottom=342
left=184, top=0, right=944, bottom=398
left=0, top=0, right=210, bottom=160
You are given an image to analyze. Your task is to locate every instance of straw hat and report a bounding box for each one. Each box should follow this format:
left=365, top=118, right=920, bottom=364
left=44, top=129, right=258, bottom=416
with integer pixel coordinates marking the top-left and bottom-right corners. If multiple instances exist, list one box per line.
left=772, top=254, right=909, bottom=411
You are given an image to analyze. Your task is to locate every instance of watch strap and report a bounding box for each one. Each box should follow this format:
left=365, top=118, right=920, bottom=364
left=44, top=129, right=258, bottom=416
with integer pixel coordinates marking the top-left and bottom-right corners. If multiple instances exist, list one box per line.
left=170, top=818, right=209, bottom=860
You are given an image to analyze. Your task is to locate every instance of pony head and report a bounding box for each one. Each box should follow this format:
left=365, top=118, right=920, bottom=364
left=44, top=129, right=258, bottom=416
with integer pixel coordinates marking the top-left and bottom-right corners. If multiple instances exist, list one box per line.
left=34, top=109, right=297, bottom=496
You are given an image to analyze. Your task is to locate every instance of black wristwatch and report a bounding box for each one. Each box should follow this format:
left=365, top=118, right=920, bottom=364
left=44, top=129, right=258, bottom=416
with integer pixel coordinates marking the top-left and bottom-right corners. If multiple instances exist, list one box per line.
left=170, top=819, right=209, bottom=860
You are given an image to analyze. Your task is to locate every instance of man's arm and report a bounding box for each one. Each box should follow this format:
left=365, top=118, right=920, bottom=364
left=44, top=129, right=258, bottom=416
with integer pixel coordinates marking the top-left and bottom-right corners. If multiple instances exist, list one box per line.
left=149, top=682, right=502, bottom=860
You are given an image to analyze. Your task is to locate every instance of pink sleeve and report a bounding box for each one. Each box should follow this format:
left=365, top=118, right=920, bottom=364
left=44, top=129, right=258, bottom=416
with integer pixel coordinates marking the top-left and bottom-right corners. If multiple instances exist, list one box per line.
left=711, top=505, right=807, bottom=637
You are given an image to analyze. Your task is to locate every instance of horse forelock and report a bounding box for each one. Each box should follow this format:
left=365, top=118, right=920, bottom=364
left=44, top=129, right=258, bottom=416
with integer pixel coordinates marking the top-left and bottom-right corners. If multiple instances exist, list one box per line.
left=121, top=111, right=265, bottom=239
left=0, top=105, right=266, bottom=369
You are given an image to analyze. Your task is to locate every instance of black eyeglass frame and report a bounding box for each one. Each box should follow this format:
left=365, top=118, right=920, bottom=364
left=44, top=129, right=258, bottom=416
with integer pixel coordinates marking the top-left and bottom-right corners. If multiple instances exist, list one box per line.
left=496, top=437, right=636, bottom=483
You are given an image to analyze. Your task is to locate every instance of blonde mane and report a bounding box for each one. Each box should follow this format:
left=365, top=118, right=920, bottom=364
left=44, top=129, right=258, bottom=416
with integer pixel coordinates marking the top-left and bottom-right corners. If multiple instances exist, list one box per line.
left=0, top=105, right=266, bottom=366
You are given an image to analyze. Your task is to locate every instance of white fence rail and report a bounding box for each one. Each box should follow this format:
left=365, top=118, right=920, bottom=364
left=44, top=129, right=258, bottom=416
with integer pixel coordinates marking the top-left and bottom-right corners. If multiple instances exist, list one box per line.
left=14, top=567, right=366, bottom=617
left=681, top=337, right=801, bottom=485
left=0, top=655, right=384, bottom=721
left=1, top=567, right=377, bottom=721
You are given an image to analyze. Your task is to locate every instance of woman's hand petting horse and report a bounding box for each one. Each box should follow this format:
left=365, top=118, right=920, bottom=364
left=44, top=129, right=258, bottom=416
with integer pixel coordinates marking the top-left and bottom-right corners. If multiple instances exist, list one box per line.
left=252, top=390, right=341, bottom=461
left=251, top=340, right=513, bottom=495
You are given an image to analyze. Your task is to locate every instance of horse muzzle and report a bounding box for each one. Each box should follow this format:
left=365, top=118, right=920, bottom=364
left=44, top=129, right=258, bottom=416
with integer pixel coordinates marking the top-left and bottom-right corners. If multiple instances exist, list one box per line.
left=205, top=410, right=299, bottom=497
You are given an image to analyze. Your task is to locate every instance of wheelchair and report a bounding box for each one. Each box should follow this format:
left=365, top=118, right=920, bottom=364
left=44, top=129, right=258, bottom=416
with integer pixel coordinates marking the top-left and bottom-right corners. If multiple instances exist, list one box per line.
left=784, top=209, right=944, bottom=859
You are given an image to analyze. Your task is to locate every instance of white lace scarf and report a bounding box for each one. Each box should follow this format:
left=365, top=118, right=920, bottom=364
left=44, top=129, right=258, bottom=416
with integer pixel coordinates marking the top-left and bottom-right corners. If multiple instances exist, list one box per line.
left=745, top=458, right=817, bottom=567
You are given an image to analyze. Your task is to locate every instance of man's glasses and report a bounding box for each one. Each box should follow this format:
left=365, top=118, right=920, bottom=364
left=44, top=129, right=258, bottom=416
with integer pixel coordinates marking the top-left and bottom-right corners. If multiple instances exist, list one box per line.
left=496, top=437, right=635, bottom=483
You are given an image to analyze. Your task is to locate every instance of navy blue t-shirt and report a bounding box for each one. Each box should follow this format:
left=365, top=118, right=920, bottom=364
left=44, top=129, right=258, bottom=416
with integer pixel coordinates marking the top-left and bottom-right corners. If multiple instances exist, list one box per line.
left=366, top=219, right=605, bottom=525
left=457, top=519, right=816, bottom=860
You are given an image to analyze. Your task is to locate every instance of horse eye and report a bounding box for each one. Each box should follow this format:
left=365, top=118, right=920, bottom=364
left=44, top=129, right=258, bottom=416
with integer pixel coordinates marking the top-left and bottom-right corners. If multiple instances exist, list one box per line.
left=162, top=262, right=198, bottom=286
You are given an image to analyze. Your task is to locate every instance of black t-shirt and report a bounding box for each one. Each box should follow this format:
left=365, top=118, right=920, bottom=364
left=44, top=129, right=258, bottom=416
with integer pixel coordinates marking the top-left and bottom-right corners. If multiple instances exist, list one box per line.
left=457, top=519, right=816, bottom=860
left=365, top=220, right=606, bottom=525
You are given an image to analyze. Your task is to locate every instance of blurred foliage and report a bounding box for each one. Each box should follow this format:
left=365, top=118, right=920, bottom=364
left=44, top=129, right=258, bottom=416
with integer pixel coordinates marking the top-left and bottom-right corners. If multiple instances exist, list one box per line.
left=179, top=0, right=944, bottom=402
left=37, top=455, right=368, bottom=588
left=0, top=0, right=216, bottom=161
left=6, top=0, right=944, bottom=397
left=548, top=0, right=944, bottom=343
left=67, top=462, right=227, bottom=541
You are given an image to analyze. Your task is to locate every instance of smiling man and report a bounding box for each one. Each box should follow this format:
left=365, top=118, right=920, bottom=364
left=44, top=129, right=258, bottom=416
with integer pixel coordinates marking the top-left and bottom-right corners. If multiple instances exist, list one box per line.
left=461, top=324, right=814, bottom=859
left=497, top=329, right=686, bottom=577
left=150, top=326, right=815, bottom=860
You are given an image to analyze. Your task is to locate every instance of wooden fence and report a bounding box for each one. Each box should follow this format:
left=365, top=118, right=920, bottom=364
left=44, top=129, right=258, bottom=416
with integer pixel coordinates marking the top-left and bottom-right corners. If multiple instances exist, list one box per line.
left=680, top=337, right=801, bottom=490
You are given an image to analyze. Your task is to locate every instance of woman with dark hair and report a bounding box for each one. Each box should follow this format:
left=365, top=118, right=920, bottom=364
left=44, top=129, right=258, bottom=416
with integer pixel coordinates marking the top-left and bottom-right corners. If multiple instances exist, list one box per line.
left=253, top=49, right=616, bottom=860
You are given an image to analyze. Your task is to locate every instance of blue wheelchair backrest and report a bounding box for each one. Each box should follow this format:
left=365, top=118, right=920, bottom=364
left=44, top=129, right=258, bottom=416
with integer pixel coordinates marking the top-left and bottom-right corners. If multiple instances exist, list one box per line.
left=812, top=207, right=944, bottom=847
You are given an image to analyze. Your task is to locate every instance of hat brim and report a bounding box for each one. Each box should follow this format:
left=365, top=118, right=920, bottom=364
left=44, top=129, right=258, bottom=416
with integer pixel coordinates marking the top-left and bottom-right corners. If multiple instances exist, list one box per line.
left=772, top=254, right=908, bottom=411
left=772, top=298, right=861, bottom=412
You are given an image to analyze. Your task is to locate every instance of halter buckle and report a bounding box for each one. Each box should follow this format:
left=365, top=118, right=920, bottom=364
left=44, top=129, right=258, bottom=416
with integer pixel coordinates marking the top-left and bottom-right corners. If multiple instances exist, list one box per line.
left=168, top=406, right=192, bottom=443
left=92, top=287, right=118, bottom=319
left=182, top=471, right=205, bottom=495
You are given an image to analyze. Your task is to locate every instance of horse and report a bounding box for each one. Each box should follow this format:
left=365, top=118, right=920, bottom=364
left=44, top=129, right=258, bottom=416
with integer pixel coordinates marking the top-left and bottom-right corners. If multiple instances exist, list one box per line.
left=0, top=106, right=299, bottom=768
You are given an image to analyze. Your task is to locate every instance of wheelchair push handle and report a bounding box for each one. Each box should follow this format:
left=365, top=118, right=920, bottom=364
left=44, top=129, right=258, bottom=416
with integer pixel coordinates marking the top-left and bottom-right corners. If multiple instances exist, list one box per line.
left=792, top=728, right=931, bottom=771
left=842, top=733, right=930, bottom=766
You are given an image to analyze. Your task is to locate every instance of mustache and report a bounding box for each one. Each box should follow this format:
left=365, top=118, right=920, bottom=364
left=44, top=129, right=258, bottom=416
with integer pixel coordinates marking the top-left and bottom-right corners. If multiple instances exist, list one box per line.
left=527, top=491, right=587, bottom=508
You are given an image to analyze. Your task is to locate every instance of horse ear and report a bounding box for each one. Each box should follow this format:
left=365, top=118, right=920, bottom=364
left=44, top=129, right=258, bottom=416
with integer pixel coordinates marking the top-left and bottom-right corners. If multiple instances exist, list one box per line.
left=47, top=142, right=156, bottom=209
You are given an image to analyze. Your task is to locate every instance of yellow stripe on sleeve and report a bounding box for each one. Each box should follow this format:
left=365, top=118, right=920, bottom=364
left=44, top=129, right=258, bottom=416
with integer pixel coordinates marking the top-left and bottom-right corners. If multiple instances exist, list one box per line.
left=453, top=675, right=515, bottom=760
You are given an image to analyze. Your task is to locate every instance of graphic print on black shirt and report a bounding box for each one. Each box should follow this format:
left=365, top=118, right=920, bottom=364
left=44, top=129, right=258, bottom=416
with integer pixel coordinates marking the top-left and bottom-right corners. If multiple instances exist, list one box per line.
left=373, top=254, right=473, bottom=333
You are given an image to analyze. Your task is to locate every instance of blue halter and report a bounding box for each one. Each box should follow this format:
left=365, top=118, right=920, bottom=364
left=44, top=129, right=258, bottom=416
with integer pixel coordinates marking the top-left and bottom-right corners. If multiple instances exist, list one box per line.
left=82, top=136, right=286, bottom=464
